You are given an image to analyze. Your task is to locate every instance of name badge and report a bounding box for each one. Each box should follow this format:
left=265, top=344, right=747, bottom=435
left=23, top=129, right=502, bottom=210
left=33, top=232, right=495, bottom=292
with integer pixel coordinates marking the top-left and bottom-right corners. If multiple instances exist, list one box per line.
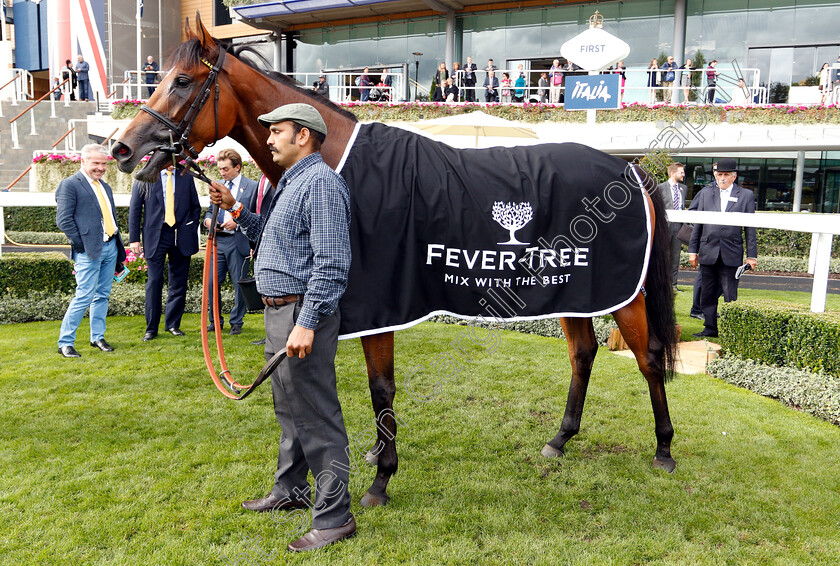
left=728, top=196, right=738, bottom=202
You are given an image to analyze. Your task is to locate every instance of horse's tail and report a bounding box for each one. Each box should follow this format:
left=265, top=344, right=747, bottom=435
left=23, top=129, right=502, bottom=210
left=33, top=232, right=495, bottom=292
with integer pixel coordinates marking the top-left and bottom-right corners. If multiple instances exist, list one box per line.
left=634, top=165, right=678, bottom=381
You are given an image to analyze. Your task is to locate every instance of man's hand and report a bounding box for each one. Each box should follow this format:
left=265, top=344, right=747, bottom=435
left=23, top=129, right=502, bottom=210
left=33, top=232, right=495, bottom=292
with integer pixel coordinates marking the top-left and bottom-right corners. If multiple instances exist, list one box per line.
left=286, top=325, right=314, bottom=359
left=746, top=258, right=757, bottom=271
left=208, top=181, right=235, bottom=210
left=220, top=219, right=238, bottom=231
left=689, top=253, right=698, bottom=268
left=129, top=242, right=142, bottom=255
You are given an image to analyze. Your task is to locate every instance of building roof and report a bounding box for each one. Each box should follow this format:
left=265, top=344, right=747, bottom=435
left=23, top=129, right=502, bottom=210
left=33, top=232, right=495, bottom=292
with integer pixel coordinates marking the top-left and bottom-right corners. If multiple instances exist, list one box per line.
left=231, top=1, right=576, bottom=31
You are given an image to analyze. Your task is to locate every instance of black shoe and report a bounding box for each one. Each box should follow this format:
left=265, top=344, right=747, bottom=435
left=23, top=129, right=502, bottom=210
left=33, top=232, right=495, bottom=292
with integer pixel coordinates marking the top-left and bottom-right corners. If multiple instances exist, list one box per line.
left=58, top=345, right=81, bottom=358
left=689, top=312, right=704, bottom=320
left=166, top=327, right=185, bottom=336
left=207, top=323, right=223, bottom=333
left=90, top=339, right=114, bottom=352
left=673, top=286, right=684, bottom=293
left=288, top=516, right=357, bottom=552
left=143, top=332, right=157, bottom=342
left=242, top=493, right=309, bottom=513
left=251, top=338, right=266, bottom=345
left=229, top=325, right=243, bottom=336
left=693, top=331, right=718, bottom=338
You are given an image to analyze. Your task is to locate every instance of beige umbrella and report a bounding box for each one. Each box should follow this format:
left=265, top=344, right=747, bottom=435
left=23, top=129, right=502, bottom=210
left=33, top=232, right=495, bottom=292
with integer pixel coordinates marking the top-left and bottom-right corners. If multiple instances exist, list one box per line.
left=411, top=110, right=538, bottom=148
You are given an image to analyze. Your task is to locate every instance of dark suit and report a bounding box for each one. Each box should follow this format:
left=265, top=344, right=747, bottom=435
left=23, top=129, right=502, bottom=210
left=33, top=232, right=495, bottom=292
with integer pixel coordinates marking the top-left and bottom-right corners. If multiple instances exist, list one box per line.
left=688, top=182, right=757, bottom=334
left=657, top=180, right=687, bottom=286
left=55, top=171, right=126, bottom=347
left=204, top=174, right=258, bottom=327
left=463, top=62, right=477, bottom=102
left=484, top=75, right=499, bottom=102
left=129, top=171, right=201, bottom=333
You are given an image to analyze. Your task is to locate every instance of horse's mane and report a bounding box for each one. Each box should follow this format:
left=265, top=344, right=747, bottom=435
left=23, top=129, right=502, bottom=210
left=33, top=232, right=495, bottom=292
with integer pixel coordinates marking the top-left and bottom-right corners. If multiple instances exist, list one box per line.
left=166, top=37, right=357, bottom=123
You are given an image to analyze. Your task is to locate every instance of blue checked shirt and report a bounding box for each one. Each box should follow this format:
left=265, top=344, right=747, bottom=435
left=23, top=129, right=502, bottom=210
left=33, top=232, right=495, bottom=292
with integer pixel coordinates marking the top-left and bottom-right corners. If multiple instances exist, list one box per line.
left=235, top=152, right=351, bottom=330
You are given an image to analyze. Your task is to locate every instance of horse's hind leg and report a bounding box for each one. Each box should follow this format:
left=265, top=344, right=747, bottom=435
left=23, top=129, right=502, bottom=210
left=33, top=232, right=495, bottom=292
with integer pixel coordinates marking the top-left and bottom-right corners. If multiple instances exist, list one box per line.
left=359, top=332, right=397, bottom=507
left=542, top=317, right=598, bottom=458
left=612, top=294, right=676, bottom=472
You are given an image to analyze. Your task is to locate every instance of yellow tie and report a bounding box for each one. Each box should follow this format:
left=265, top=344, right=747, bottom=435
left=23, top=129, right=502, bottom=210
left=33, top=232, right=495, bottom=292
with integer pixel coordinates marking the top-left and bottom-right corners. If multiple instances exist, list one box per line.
left=92, top=180, right=117, bottom=237
left=165, top=171, right=176, bottom=227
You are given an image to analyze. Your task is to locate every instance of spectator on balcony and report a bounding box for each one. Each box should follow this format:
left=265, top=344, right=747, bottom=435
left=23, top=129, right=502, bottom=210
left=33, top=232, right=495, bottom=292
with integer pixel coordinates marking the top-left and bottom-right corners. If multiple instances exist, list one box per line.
left=451, top=61, right=462, bottom=101
left=538, top=72, right=549, bottom=103
left=680, top=58, right=694, bottom=104
left=358, top=67, right=373, bottom=102
left=143, top=56, right=159, bottom=98
left=313, top=74, right=329, bottom=98
left=52, top=77, right=62, bottom=100
left=705, top=60, right=719, bottom=104
left=62, top=59, right=77, bottom=101
left=484, top=70, right=499, bottom=103
left=819, top=62, right=831, bottom=104
left=513, top=73, right=526, bottom=103
left=610, top=60, right=627, bottom=104
left=443, top=77, right=459, bottom=102
left=549, top=59, right=563, bottom=104
left=500, top=72, right=512, bottom=103
left=463, top=56, right=477, bottom=102
left=647, top=58, right=660, bottom=104
left=76, top=55, right=90, bottom=102
left=730, top=78, right=752, bottom=106
left=660, top=56, right=678, bottom=104
left=833, top=55, right=840, bottom=103
left=432, top=62, right=448, bottom=102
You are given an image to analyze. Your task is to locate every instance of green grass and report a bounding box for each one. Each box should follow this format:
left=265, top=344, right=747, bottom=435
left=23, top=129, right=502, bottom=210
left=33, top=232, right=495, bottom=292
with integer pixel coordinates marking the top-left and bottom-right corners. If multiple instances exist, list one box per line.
left=2, top=315, right=840, bottom=565
left=673, top=285, right=840, bottom=342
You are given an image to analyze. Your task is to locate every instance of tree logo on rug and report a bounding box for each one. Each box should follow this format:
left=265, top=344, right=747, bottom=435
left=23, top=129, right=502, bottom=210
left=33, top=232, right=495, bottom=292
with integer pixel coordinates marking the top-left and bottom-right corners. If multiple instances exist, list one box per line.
left=492, top=201, right=533, bottom=245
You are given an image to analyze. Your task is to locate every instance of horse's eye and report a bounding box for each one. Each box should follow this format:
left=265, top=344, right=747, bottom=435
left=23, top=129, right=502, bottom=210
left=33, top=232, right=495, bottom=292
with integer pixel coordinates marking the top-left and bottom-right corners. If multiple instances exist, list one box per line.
left=175, top=76, right=192, bottom=88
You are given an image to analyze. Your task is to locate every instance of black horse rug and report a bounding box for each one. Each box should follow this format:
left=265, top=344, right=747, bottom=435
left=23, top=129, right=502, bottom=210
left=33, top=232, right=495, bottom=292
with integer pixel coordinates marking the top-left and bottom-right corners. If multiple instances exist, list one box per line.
left=335, top=122, right=651, bottom=339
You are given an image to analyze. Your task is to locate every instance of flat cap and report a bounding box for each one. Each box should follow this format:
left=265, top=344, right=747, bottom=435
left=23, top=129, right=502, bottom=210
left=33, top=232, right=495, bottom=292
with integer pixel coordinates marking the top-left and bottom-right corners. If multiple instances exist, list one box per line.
left=257, top=103, right=328, bottom=136
left=716, top=158, right=737, bottom=173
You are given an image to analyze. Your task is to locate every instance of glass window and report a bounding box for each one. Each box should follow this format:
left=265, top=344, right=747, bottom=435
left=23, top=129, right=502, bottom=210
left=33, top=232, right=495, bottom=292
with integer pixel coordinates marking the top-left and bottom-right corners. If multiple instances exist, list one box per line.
left=792, top=46, right=815, bottom=84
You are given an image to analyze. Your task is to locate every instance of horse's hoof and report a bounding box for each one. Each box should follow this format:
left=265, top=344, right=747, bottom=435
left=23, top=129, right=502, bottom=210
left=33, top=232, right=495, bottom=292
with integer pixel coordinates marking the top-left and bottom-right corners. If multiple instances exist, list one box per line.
left=653, top=456, right=677, bottom=473
left=360, top=490, right=389, bottom=507
left=364, top=450, right=379, bottom=466
left=541, top=444, right=564, bottom=458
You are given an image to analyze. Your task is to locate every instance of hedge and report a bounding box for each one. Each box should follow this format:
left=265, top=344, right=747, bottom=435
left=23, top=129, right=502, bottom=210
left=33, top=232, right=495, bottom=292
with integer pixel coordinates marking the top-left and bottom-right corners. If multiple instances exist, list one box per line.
left=0, top=284, right=235, bottom=325
left=3, top=207, right=131, bottom=233
left=0, top=252, right=75, bottom=297
left=707, top=354, right=840, bottom=426
left=718, top=300, right=840, bottom=377
left=431, top=314, right=618, bottom=346
left=0, top=252, right=227, bottom=298
left=679, top=252, right=840, bottom=274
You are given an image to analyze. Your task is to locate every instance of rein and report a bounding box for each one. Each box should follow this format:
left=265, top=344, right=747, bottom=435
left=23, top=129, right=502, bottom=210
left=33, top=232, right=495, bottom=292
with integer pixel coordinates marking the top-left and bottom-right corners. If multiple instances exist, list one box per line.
left=143, top=46, right=281, bottom=400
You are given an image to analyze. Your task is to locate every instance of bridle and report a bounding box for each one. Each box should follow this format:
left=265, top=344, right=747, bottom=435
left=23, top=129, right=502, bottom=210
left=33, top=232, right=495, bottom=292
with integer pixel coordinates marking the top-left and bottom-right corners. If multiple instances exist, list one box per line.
left=140, top=47, right=226, bottom=184
left=142, top=45, right=282, bottom=401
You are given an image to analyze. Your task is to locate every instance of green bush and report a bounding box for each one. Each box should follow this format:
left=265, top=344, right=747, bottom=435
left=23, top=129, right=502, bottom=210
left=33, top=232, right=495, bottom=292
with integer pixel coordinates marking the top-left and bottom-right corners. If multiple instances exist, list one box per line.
left=431, top=314, right=618, bottom=346
left=0, top=252, right=75, bottom=297
left=719, top=300, right=840, bottom=377
left=0, top=284, right=235, bottom=324
left=707, top=354, right=840, bottom=426
left=679, top=252, right=840, bottom=273
left=3, top=207, right=130, bottom=233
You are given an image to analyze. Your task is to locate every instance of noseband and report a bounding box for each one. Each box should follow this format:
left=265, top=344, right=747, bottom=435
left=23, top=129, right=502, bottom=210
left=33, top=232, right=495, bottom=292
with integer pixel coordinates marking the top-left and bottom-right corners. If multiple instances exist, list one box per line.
left=141, top=48, right=226, bottom=182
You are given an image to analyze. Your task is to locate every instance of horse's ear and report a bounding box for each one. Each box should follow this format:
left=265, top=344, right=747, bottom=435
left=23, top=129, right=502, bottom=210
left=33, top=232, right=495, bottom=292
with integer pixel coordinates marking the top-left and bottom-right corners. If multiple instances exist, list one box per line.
left=184, top=16, right=195, bottom=40
left=194, top=11, right=217, bottom=50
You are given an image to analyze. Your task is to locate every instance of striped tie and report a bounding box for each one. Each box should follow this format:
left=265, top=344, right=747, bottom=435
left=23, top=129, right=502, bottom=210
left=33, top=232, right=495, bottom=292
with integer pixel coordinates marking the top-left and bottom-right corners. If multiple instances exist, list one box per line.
left=93, top=180, right=117, bottom=237
left=672, top=184, right=680, bottom=210
left=164, top=171, right=176, bottom=226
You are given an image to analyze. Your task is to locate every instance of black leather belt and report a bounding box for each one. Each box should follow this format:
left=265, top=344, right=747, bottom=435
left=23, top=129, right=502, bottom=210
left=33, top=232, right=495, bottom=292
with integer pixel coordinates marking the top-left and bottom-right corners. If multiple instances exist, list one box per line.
left=262, top=295, right=302, bottom=308
left=215, top=232, right=234, bottom=237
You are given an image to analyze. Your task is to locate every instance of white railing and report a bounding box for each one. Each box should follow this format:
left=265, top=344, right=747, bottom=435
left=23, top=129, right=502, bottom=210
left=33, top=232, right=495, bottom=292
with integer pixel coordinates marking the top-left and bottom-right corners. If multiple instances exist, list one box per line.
left=668, top=209, right=837, bottom=313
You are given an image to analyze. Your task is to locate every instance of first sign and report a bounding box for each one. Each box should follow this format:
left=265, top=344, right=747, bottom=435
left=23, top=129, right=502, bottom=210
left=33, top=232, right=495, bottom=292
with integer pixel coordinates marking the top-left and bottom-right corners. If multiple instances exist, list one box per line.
left=560, top=28, right=630, bottom=71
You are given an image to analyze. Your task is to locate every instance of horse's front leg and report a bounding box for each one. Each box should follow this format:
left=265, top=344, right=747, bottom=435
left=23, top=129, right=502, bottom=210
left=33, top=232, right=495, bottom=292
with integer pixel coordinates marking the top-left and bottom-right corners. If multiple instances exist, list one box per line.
left=359, top=332, right=397, bottom=507
left=542, top=317, right=598, bottom=458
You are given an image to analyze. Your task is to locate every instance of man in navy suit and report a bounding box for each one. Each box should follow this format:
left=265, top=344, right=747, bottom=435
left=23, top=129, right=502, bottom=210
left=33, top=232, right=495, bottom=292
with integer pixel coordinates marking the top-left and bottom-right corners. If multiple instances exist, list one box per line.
left=246, top=174, right=276, bottom=346
left=75, top=55, right=90, bottom=101
left=657, top=162, right=688, bottom=291
left=688, top=158, right=758, bottom=337
left=56, top=144, right=126, bottom=358
left=204, top=149, right=257, bottom=335
left=129, top=165, right=201, bottom=341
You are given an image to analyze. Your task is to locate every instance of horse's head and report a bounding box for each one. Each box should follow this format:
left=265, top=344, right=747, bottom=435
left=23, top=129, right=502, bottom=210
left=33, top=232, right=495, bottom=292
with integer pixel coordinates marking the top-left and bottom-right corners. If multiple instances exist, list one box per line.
left=112, top=13, right=238, bottom=182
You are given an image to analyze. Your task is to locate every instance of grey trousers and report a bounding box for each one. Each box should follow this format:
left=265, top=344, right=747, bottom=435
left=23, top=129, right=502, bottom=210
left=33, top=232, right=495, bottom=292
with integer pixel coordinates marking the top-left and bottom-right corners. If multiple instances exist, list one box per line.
left=668, top=224, right=682, bottom=286
left=264, top=303, right=352, bottom=529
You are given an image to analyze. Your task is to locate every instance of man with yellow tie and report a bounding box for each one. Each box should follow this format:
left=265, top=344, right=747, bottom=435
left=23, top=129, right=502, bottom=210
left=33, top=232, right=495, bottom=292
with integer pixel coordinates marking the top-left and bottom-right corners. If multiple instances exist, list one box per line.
left=56, top=144, right=127, bottom=358
left=129, top=164, right=201, bottom=341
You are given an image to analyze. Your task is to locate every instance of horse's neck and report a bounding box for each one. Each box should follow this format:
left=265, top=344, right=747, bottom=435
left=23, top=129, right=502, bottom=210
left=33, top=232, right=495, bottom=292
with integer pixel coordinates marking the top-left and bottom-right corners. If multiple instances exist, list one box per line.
left=227, top=61, right=357, bottom=186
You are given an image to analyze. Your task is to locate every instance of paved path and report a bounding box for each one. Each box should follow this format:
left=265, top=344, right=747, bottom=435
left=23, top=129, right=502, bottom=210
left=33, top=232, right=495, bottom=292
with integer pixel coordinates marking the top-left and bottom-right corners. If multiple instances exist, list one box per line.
left=612, top=340, right=722, bottom=375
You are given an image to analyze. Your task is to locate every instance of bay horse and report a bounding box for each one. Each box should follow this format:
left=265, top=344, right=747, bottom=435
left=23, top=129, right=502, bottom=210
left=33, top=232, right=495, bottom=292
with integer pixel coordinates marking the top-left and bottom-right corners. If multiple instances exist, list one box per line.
left=111, top=15, right=678, bottom=508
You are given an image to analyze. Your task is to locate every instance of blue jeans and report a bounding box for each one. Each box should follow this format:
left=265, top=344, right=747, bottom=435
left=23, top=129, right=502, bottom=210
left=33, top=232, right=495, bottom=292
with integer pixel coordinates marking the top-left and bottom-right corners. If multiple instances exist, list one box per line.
left=58, top=239, right=118, bottom=347
left=78, top=79, right=90, bottom=101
